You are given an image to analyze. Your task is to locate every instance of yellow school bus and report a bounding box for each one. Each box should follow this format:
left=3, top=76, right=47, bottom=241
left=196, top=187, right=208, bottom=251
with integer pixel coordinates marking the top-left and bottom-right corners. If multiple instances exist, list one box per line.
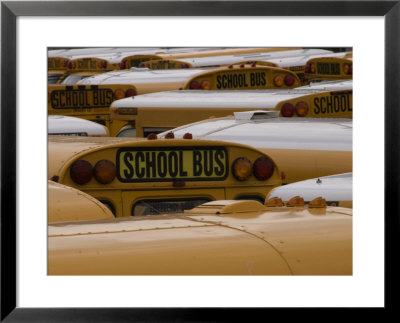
left=48, top=197, right=352, bottom=275
left=48, top=83, right=136, bottom=136
left=158, top=112, right=352, bottom=185
left=305, top=55, right=353, bottom=81
left=119, top=47, right=301, bottom=69
left=48, top=136, right=283, bottom=217
left=48, top=56, right=71, bottom=84
left=50, top=65, right=300, bottom=136
left=110, top=87, right=352, bottom=137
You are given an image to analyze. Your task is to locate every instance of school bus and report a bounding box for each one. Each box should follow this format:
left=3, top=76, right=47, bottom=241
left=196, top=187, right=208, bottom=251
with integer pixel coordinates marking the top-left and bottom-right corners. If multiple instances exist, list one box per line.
left=110, top=88, right=352, bottom=137
left=48, top=136, right=283, bottom=217
left=48, top=56, right=72, bottom=84
left=266, top=172, right=352, bottom=208
left=119, top=47, right=301, bottom=69
left=49, top=65, right=300, bottom=135
left=48, top=197, right=352, bottom=275
left=305, top=55, right=353, bottom=81
left=48, top=115, right=110, bottom=136
left=140, top=48, right=334, bottom=70
left=158, top=111, right=352, bottom=185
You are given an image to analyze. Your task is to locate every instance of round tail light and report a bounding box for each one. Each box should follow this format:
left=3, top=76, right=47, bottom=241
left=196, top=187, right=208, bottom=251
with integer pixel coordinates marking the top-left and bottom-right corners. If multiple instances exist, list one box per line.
left=125, top=88, right=137, bottom=97
left=93, top=160, right=116, bottom=184
left=281, top=103, right=295, bottom=117
left=295, top=101, right=309, bottom=117
left=114, top=88, right=125, bottom=100
left=67, top=61, right=76, bottom=69
left=70, top=160, right=93, bottom=185
left=201, top=80, right=212, bottom=90
left=120, top=61, right=126, bottom=69
left=190, top=80, right=201, bottom=90
left=147, top=133, right=157, bottom=140
left=286, top=196, right=305, bottom=207
left=183, top=133, right=193, bottom=139
left=165, top=132, right=175, bottom=139
left=344, top=63, right=352, bottom=75
left=232, top=158, right=252, bottom=181
left=253, top=157, right=274, bottom=181
left=273, top=75, right=284, bottom=87
left=284, top=74, right=296, bottom=86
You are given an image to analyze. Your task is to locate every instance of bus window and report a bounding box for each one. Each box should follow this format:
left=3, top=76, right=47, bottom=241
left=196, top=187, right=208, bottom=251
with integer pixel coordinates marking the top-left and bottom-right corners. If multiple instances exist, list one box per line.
left=158, top=112, right=352, bottom=185
left=48, top=136, right=282, bottom=217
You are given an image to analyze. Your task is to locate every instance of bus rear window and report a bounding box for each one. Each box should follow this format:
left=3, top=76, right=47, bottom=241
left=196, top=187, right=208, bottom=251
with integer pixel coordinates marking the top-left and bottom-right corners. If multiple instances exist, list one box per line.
left=132, top=198, right=211, bottom=216
left=48, top=74, right=63, bottom=84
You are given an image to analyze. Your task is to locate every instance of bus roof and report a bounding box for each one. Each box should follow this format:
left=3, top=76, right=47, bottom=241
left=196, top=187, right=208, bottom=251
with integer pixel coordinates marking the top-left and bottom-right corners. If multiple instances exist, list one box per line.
left=110, top=88, right=351, bottom=109
left=48, top=115, right=110, bottom=136
left=267, top=172, right=352, bottom=202
left=158, top=114, right=352, bottom=151
left=78, top=68, right=211, bottom=85
left=156, top=49, right=335, bottom=68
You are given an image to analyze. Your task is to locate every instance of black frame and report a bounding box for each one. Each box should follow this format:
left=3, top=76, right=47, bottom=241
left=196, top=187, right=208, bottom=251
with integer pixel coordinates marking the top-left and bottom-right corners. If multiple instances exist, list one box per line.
left=1, top=1, right=398, bottom=321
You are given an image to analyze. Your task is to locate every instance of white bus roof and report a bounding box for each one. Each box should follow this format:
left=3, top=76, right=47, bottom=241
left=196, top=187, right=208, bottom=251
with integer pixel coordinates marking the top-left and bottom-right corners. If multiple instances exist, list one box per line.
left=48, top=115, right=109, bottom=136
left=259, top=51, right=352, bottom=68
left=110, top=88, right=351, bottom=109
left=78, top=68, right=212, bottom=85
left=167, top=49, right=334, bottom=67
left=159, top=114, right=352, bottom=151
left=297, top=79, right=353, bottom=90
left=267, top=172, right=352, bottom=202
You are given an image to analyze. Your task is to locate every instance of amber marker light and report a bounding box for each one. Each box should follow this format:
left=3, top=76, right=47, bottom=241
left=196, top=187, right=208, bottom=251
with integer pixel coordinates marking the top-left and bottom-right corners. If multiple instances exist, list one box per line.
left=273, top=75, right=284, bottom=87
left=295, top=101, right=309, bottom=117
left=114, top=88, right=125, bottom=100
left=93, top=160, right=116, bottom=184
left=308, top=197, right=327, bottom=208
left=70, top=160, right=93, bottom=185
left=231, top=158, right=253, bottom=181
left=286, top=196, right=305, bottom=207
left=265, top=197, right=283, bottom=207
left=201, top=80, right=212, bottom=90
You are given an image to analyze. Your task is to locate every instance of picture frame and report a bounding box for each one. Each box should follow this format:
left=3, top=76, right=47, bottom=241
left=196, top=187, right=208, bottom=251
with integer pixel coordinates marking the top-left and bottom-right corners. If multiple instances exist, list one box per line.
left=1, top=0, right=398, bottom=321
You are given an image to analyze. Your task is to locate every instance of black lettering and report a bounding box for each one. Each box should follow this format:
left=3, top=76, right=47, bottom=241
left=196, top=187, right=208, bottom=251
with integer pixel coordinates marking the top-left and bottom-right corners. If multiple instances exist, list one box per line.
left=320, top=97, right=326, bottom=114
left=214, top=150, right=225, bottom=176
left=203, top=151, right=213, bottom=176
left=261, top=72, right=266, bottom=86
left=313, top=98, right=320, bottom=114
left=347, top=95, right=352, bottom=111
left=216, top=75, right=222, bottom=89
left=93, top=91, right=98, bottom=105
left=193, top=150, right=202, bottom=176
left=135, top=152, right=145, bottom=178
left=157, top=152, right=167, bottom=177
left=168, top=152, right=178, bottom=177
left=326, top=96, right=333, bottom=113
left=65, top=92, right=71, bottom=108
left=145, top=152, right=156, bottom=178
left=106, top=90, right=113, bottom=105
left=334, top=96, right=340, bottom=112
left=179, top=151, right=188, bottom=177
left=340, top=95, right=347, bottom=112
left=123, top=152, right=134, bottom=179
left=227, top=74, right=233, bottom=88
left=51, top=92, right=60, bottom=108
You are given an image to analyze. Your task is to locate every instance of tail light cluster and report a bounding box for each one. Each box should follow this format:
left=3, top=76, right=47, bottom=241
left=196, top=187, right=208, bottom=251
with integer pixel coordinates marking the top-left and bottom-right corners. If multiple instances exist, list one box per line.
left=189, top=80, right=212, bottom=90
left=113, top=88, right=137, bottom=100
left=273, top=74, right=296, bottom=87
left=98, top=60, right=108, bottom=69
left=67, top=61, right=76, bottom=69
left=305, top=62, right=315, bottom=73
left=232, top=156, right=274, bottom=181
left=70, top=159, right=116, bottom=185
left=280, top=100, right=309, bottom=117
left=343, top=63, right=352, bottom=75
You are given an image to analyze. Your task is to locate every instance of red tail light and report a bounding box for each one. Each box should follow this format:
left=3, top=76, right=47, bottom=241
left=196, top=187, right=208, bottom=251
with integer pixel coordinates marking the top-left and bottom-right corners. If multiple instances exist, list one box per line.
left=67, top=61, right=76, bottom=69
left=93, top=160, right=116, bottom=184
left=120, top=61, right=126, bottom=69
left=70, top=160, right=93, bottom=185
left=165, top=132, right=175, bottom=139
left=190, top=80, right=201, bottom=90
left=344, top=63, right=352, bottom=75
left=183, top=133, right=193, bottom=139
left=253, top=157, right=274, bottom=181
left=125, top=88, right=136, bottom=97
left=98, top=60, right=107, bottom=69
left=147, top=133, right=157, bottom=140
left=284, top=74, right=295, bottom=86
left=281, top=103, right=295, bottom=117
